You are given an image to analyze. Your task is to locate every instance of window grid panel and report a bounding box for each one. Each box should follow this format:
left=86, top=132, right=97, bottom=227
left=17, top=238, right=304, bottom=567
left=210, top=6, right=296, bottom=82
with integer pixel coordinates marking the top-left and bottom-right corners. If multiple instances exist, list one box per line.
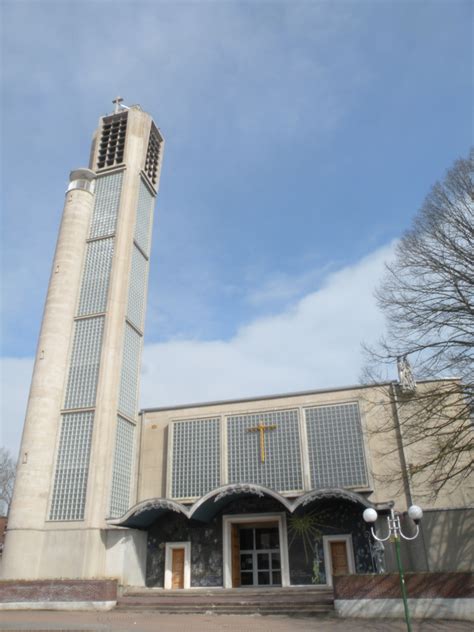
left=227, top=410, right=303, bottom=493
left=305, top=403, right=369, bottom=489
left=109, top=416, right=135, bottom=518
left=64, top=317, right=104, bottom=410
left=134, top=180, right=154, bottom=255
left=171, top=418, right=221, bottom=499
left=77, top=238, right=114, bottom=316
left=127, top=245, right=148, bottom=330
left=89, top=172, right=123, bottom=239
left=118, top=323, right=142, bottom=419
left=49, top=411, right=94, bottom=521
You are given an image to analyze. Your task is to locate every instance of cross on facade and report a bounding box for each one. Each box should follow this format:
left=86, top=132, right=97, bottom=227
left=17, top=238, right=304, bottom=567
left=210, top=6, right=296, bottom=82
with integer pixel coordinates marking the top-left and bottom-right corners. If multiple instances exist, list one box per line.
left=112, top=96, right=124, bottom=113
left=247, top=422, right=277, bottom=463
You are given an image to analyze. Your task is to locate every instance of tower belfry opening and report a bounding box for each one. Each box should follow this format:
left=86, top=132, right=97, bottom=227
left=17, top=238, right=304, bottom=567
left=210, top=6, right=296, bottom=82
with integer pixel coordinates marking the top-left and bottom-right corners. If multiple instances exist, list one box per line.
left=97, top=112, right=128, bottom=169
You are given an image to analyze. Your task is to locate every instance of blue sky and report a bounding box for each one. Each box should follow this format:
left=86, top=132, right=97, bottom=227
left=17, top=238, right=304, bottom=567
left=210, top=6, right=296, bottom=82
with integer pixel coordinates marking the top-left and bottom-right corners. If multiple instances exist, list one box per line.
left=1, top=0, right=472, bottom=455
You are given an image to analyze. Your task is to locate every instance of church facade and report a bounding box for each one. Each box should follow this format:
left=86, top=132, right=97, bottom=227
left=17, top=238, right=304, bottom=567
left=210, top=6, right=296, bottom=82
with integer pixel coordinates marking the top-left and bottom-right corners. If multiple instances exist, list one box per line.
left=2, top=103, right=472, bottom=589
left=111, top=381, right=472, bottom=589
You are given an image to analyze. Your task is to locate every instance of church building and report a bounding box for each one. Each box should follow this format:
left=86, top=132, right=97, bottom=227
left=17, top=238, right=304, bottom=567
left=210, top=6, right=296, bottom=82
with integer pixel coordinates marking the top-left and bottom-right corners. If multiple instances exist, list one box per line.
left=2, top=102, right=472, bottom=590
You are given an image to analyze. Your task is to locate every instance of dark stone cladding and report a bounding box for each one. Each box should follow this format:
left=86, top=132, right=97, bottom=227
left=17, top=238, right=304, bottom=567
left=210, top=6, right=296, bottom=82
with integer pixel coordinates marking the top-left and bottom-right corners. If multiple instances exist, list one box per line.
left=287, top=498, right=374, bottom=585
left=0, top=579, right=117, bottom=603
left=333, top=572, right=474, bottom=600
left=147, top=512, right=224, bottom=588
left=146, top=496, right=374, bottom=587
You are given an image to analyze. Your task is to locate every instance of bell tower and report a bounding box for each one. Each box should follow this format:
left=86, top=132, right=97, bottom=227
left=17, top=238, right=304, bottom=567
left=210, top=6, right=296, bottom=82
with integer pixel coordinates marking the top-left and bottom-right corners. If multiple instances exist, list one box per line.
left=2, top=100, right=164, bottom=583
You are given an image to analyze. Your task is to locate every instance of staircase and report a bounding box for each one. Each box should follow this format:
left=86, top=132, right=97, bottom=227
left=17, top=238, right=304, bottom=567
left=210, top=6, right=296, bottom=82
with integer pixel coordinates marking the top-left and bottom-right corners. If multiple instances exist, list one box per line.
left=117, top=586, right=334, bottom=616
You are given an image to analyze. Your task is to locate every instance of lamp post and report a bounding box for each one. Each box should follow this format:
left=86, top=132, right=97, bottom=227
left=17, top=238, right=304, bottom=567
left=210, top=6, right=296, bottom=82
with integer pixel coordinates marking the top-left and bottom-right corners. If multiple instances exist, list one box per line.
left=363, top=505, right=423, bottom=632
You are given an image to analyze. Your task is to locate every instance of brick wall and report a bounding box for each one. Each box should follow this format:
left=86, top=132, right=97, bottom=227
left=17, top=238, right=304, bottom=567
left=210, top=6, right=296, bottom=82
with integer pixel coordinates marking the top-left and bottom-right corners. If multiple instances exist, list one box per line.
left=333, top=573, right=473, bottom=600
left=0, top=579, right=117, bottom=603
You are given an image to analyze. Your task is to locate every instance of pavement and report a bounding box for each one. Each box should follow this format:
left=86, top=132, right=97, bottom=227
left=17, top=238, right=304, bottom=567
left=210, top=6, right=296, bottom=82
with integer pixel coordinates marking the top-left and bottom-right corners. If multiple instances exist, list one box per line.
left=0, top=611, right=471, bottom=631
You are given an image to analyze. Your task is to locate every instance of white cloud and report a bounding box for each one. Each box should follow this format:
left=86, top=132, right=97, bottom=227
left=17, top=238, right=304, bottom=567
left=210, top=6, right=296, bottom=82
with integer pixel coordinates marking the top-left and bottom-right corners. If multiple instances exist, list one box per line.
left=245, top=261, right=336, bottom=307
left=1, top=241, right=394, bottom=458
left=140, top=242, right=395, bottom=408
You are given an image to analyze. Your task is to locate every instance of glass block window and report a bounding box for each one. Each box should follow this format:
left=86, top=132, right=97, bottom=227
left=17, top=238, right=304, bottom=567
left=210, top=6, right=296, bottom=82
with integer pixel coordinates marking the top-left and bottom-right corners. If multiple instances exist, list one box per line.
left=118, top=323, right=142, bottom=419
left=134, top=179, right=154, bottom=255
left=305, top=403, right=369, bottom=489
left=77, top=237, right=114, bottom=316
left=49, top=411, right=94, bottom=521
left=227, top=410, right=303, bottom=493
left=171, top=418, right=221, bottom=499
left=127, top=245, right=148, bottom=330
left=64, top=316, right=104, bottom=410
left=89, top=172, right=123, bottom=239
left=109, top=416, right=135, bottom=518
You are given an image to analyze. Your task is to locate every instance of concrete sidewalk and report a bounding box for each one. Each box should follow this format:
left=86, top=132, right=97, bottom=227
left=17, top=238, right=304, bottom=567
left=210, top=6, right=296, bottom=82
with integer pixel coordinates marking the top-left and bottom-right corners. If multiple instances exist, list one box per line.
left=0, top=611, right=471, bottom=631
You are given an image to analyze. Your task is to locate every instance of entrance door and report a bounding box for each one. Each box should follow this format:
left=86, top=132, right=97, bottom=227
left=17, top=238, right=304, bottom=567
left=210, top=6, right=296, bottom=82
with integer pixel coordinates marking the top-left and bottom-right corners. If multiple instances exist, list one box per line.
left=238, top=524, right=281, bottom=586
left=323, top=534, right=355, bottom=586
left=330, top=541, right=349, bottom=577
left=171, top=547, right=185, bottom=589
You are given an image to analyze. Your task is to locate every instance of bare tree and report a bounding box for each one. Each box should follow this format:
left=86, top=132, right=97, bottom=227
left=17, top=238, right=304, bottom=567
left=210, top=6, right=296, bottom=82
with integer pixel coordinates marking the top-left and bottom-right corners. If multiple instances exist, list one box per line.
left=0, top=447, right=16, bottom=516
left=364, top=151, right=473, bottom=497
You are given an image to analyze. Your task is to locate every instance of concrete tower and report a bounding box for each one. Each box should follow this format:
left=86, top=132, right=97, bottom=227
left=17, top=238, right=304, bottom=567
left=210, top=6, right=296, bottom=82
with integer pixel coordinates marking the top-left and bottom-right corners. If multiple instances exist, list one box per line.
left=2, top=100, right=164, bottom=583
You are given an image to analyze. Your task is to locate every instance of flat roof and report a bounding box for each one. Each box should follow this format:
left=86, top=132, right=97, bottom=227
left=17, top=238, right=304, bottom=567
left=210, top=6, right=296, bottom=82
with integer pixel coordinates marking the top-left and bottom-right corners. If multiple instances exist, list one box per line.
left=140, top=377, right=459, bottom=414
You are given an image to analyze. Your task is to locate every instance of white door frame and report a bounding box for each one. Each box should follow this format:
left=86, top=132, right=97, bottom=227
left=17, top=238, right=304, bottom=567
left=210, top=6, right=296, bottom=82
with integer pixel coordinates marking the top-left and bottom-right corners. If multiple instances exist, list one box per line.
left=164, top=541, right=191, bottom=589
left=222, top=513, right=290, bottom=588
left=322, top=534, right=355, bottom=586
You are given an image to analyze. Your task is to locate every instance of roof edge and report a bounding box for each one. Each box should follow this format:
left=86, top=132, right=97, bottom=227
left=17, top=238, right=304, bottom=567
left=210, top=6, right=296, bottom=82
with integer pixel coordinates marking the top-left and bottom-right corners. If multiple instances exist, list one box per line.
left=140, top=377, right=461, bottom=414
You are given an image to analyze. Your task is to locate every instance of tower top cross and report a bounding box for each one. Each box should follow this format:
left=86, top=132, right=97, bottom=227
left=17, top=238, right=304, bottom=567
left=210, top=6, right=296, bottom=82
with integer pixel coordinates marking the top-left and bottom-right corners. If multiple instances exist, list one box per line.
left=112, top=96, right=124, bottom=113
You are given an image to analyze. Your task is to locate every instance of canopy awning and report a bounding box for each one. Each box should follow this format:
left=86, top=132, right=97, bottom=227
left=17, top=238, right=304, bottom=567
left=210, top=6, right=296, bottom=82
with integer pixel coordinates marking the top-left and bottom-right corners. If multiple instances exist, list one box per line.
left=107, top=483, right=390, bottom=529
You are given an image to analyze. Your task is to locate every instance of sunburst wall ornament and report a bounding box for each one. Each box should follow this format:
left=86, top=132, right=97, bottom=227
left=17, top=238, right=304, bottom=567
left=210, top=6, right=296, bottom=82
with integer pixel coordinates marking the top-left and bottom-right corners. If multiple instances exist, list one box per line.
left=288, top=510, right=342, bottom=562
left=288, top=513, right=320, bottom=562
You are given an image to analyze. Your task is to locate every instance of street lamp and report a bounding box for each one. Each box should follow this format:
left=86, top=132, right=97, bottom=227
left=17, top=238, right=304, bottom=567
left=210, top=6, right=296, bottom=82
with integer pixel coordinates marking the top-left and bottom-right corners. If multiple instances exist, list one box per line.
left=363, top=505, right=423, bottom=632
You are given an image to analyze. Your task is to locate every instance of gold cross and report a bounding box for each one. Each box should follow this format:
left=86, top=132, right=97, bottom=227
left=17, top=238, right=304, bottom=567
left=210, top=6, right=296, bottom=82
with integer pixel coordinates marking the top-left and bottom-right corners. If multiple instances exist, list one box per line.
left=247, top=422, right=277, bottom=463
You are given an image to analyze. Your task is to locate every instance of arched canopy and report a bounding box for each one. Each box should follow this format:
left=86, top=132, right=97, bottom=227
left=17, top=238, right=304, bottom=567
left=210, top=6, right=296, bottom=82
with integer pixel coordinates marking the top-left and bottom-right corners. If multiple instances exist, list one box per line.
left=108, top=498, right=188, bottom=529
left=107, top=484, right=385, bottom=530
left=189, top=483, right=293, bottom=522
left=292, top=487, right=377, bottom=512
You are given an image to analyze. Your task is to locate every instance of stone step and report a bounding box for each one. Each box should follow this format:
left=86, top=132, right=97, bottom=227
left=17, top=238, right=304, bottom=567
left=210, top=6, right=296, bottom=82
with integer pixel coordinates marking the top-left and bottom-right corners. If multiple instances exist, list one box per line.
left=117, top=610, right=334, bottom=616
left=122, top=588, right=333, bottom=598
left=118, top=598, right=334, bottom=607
left=117, top=587, right=334, bottom=616
left=120, top=589, right=333, bottom=596
left=118, top=597, right=334, bottom=608
left=116, top=604, right=334, bottom=615
left=118, top=595, right=334, bottom=602
left=118, top=601, right=333, bottom=608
